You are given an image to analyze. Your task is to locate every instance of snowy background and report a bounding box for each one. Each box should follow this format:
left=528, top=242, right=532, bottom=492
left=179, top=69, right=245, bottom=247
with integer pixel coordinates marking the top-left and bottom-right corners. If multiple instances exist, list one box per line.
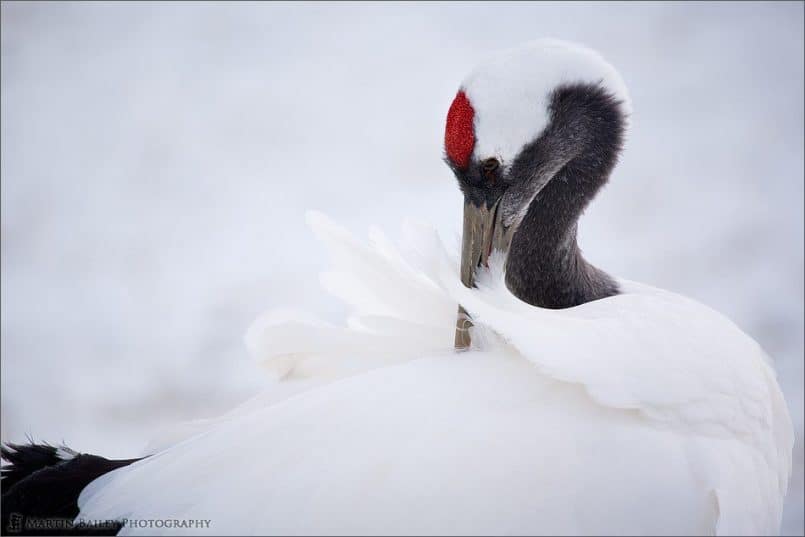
left=1, top=2, right=802, bottom=533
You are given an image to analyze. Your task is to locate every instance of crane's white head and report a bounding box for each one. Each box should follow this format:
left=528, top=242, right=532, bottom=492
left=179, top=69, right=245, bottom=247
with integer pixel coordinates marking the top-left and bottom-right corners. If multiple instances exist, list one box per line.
left=447, top=39, right=631, bottom=173
left=445, top=40, right=631, bottom=345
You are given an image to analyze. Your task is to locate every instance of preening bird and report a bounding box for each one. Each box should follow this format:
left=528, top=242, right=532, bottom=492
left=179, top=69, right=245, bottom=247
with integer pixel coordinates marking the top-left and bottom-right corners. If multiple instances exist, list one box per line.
left=1, top=39, right=794, bottom=536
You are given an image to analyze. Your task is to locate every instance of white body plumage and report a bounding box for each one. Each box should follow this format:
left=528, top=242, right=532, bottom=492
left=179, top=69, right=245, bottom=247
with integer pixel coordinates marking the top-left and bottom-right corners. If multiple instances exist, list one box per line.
left=77, top=213, right=793, bottom=536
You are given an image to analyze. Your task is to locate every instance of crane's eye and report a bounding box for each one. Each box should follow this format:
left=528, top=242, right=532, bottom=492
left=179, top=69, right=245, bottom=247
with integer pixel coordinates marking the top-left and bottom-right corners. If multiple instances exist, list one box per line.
left=481, top=158, right=500, bottom=184
left=482, top=158, right=499, bottom=173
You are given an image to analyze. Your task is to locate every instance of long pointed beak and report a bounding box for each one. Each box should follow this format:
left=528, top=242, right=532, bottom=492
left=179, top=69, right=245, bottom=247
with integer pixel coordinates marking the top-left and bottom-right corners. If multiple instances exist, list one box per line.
left=454, top=199, right=501, bottom=350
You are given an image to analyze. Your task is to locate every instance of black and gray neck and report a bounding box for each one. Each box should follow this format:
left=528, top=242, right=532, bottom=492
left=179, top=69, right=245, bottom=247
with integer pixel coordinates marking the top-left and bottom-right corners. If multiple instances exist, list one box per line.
left=504, top=83, right=626, bottom=309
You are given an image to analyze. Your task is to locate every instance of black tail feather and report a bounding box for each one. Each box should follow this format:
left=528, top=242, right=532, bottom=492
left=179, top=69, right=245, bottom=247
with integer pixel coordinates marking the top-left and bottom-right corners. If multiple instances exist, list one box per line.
left=1, top=442, right=75, bottom=490
left=1, top=442, right=142, bottom=536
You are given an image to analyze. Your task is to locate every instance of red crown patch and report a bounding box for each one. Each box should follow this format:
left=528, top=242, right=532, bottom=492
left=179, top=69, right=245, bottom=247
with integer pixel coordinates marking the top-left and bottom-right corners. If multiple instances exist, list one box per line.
left=444, top=91, right=475, bottom=170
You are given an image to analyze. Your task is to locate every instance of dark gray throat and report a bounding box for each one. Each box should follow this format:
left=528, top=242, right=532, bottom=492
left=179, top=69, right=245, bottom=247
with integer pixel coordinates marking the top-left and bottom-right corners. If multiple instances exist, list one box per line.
left=505, top=210, right=619, bottom=309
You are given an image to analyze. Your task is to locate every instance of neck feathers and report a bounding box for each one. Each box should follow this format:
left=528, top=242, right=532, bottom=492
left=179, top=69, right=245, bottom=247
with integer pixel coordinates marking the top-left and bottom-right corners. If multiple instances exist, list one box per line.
left=504, top=83, right=626, bottom=309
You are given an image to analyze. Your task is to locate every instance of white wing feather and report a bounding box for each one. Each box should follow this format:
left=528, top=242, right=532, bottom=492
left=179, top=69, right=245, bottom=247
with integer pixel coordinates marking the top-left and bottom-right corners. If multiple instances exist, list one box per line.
left=77, top=214, right=793, bottom=536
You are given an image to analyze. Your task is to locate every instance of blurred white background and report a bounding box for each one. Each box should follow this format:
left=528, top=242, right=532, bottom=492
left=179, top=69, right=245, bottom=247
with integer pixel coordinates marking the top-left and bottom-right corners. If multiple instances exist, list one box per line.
left=1, top=1, right=802, bottom=533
